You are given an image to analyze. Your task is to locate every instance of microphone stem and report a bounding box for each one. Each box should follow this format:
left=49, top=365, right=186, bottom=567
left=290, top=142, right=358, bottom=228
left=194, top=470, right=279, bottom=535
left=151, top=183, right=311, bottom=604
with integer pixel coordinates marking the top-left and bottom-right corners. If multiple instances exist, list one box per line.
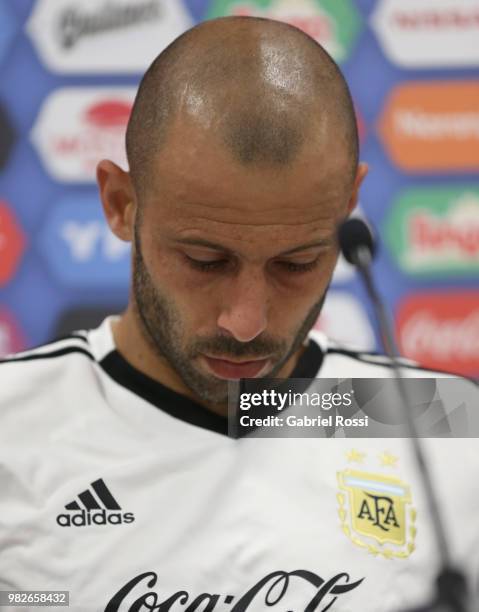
left=355, top=246, right=452, bottom=570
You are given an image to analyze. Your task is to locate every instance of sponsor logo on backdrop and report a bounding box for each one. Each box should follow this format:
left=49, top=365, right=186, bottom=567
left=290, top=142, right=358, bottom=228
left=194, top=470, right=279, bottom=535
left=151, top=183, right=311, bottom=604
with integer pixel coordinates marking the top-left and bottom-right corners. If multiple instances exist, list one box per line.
left=314, top=291, right=376, bottom=351
left=27, top=0, right=192, bottom=74
left=379, top=82, right=479, bottom=172
left=56, top=1, right=160, bottom=50
left=39, top=196, right=130, bottom=288
left=385, top=187, right=479, bottom=276
left=397, top=293, right=479, bottom=377
left=0, top=201, right=26, bottom=287
left=372, top=0, right=479, bottom=67
left=31, top=88, right=135, bottom=183
left=207, top=0, right=362, bottom=64
left=0, top=309, right=26, bottom=357
left=0, top=0, right=17, bottom=69
left=0, top=103, right=16, bottom=170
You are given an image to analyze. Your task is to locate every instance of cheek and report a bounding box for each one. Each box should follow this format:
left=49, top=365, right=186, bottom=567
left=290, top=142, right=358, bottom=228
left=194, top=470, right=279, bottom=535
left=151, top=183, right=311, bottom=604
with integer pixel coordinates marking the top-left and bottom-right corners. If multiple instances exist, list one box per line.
left=155, top=261, right=217, bottom=329
left=145, top=248, right=188, bottom=290
left=140, top=248, right=191, bottom=314
left=269, top=261, right=335, bottom=327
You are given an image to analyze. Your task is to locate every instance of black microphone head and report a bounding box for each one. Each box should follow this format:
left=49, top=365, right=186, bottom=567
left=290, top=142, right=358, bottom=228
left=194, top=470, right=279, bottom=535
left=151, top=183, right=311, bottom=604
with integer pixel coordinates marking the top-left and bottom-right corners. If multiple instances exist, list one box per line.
left=337, top=217, right=376, bottom=265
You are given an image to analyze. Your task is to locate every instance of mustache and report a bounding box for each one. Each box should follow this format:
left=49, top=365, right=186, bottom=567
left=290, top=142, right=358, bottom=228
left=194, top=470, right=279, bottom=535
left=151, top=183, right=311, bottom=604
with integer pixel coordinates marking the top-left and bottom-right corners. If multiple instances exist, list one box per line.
left=192, top=335, right=286, bottom=359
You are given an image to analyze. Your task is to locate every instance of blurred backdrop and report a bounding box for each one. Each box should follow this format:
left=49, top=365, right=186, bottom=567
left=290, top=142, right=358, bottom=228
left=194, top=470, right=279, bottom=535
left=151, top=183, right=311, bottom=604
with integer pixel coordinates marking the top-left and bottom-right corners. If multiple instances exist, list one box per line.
left=0, top=0, right=478, bottom=378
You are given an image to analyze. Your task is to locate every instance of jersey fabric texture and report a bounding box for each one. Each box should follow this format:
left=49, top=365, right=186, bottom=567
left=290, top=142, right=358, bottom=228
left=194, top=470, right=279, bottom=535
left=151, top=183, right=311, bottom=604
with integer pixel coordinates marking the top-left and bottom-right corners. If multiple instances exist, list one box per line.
left=0, top=316, right=478, bottom=612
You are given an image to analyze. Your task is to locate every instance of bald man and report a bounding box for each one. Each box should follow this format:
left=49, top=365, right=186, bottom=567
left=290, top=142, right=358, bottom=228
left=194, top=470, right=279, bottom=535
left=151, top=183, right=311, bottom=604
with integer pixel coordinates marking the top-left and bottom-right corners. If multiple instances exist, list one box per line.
left=0, top=17, right=478, bottom=612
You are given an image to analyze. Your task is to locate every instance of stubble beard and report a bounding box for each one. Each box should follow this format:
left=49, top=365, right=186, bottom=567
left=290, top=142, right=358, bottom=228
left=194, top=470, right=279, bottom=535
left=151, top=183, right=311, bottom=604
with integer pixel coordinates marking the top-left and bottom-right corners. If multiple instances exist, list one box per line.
left=132, top=222, right=327, bottom=406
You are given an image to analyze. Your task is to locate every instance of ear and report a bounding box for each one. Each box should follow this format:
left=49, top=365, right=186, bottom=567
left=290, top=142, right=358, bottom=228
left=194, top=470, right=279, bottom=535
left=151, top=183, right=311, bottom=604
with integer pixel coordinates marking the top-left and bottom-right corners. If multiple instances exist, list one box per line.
left=97, top=159, right=136, bottom=242
left=346, top=162, right=368, bottom=216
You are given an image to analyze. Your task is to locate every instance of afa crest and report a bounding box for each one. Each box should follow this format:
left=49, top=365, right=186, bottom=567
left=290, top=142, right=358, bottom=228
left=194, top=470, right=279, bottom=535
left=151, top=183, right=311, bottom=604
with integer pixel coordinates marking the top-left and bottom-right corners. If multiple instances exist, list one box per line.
left=337, top=454, right=417, bottom=559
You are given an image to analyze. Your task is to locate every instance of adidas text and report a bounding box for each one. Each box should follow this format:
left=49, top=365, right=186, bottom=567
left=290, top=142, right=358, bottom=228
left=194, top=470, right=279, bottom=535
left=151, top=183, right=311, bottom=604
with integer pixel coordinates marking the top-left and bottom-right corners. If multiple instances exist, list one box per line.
left=56, top=509, right=135, bottom=527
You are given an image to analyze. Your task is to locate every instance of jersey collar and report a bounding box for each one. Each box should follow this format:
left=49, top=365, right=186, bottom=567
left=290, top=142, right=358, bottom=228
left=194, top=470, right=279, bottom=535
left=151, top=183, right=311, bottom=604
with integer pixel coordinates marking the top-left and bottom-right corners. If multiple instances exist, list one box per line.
left=99, top=324, right=324, bottom=436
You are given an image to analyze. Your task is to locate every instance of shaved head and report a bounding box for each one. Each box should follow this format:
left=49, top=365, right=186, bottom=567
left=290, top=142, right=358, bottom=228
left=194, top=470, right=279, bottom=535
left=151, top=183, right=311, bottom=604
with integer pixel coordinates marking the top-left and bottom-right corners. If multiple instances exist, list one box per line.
left=126, top=16, right=359, bottom=192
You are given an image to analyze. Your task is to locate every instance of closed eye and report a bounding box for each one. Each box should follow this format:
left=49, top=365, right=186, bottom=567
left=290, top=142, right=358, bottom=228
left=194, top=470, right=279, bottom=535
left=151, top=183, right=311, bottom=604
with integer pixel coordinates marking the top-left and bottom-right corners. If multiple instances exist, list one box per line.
left=275, top=259, right=320, bottom=273
left=184, top=255, right=320, bottom=274
left=184, top=255, right=229, bottom=272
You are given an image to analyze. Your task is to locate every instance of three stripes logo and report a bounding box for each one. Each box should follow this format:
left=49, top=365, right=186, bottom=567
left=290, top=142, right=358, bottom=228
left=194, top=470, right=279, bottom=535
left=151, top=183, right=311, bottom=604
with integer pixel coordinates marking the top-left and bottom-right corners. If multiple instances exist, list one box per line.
left=56, top=478, right=135, bottom=527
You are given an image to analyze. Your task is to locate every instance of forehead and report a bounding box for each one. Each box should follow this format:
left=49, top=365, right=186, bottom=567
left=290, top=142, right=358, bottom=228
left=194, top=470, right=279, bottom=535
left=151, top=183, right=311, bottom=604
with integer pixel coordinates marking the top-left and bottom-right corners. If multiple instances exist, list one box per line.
left=141, top=116, right=349, bottom=246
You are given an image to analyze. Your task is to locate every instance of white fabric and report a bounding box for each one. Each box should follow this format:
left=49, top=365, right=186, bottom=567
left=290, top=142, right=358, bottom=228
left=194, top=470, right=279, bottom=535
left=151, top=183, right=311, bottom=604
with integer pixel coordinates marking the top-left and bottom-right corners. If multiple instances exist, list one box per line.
left=0, top=317, right=478, bottom=611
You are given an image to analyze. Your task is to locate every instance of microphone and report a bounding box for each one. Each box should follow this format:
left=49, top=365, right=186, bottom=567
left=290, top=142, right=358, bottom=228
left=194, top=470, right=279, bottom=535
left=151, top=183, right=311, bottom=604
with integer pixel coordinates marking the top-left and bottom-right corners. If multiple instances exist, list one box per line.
left=338, top=218, right=395, bottom=357
left=337, top=216, right=376, bottom=267
left=337, top=218, right=471, bottom=612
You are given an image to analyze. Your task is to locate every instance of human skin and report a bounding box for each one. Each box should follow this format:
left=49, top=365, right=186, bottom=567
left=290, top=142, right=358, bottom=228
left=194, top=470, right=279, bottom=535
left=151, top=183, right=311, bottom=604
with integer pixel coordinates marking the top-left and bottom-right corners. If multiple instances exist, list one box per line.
left=97, top=110, right=367, bottom=416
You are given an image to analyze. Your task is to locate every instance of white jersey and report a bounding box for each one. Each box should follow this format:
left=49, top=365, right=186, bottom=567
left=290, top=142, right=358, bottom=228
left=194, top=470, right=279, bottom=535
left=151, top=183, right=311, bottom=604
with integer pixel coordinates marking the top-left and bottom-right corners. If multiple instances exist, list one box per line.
left=0, top=316, right=478, bottom=612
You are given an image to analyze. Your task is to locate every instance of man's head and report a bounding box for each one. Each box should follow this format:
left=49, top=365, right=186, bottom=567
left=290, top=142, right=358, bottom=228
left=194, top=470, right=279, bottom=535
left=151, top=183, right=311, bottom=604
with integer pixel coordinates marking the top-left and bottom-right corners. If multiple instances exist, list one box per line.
left=97, top=16, right=367, bottom=407
left=125, top=16, right=360, bottom=190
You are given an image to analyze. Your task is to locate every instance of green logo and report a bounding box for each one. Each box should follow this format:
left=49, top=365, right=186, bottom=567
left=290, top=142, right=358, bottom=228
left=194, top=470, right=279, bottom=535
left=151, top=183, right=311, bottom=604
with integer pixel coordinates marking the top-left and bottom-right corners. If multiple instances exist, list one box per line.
left=384, top=187, right=479, bottom=276
left=206, top=0, right=362, bottom=64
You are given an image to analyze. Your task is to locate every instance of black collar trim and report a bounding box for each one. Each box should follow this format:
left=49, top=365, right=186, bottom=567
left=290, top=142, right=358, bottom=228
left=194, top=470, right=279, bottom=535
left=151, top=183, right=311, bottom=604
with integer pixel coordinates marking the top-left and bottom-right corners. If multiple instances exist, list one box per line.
left=99, top=339, right=324, bottom=436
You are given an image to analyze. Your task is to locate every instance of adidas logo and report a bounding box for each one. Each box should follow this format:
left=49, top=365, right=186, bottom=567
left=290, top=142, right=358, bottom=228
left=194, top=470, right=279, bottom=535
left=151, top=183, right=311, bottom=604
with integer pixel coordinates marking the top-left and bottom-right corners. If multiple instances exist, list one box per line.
left=56, top=478, right=135, bottom=527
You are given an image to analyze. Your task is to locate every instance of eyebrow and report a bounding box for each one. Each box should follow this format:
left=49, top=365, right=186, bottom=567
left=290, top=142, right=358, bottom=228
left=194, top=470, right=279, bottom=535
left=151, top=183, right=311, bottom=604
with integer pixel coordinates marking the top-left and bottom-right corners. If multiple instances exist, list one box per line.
left=174, top=237, right=333, bottom=256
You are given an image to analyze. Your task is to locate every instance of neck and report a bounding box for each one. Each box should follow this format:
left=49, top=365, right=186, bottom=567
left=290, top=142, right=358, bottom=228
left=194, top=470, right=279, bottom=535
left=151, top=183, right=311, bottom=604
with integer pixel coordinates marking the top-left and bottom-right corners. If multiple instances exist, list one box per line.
left=111, top=306, right=306, bottom=417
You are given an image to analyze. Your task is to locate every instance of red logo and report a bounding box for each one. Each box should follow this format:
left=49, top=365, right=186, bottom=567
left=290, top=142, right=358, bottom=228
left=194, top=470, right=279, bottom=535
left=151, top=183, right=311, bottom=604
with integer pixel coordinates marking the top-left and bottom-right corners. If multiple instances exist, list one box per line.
left=31, top=87, right=135, bottom=182
left=231, top=6, right=333, bottom=45
left=410, top=212, right=479, bottom=258
left=0, top=201, right=26, bottom=286
left=85, top=100, right=131, bottom=128
left=0, top=309, right=27, bottom=356
left=397, top=293, right=479, bottom=376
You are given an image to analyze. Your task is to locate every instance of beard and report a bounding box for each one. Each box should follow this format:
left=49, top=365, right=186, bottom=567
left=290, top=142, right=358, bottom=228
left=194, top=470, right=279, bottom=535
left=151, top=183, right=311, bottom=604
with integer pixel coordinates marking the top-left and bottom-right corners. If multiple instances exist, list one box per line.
left=132, top=222, right=327, bottom=407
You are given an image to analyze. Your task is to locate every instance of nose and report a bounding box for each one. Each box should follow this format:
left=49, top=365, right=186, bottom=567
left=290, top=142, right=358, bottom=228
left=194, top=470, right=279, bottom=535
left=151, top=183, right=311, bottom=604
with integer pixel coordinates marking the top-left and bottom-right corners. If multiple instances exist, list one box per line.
left=217, top=266, right=268, bottom=343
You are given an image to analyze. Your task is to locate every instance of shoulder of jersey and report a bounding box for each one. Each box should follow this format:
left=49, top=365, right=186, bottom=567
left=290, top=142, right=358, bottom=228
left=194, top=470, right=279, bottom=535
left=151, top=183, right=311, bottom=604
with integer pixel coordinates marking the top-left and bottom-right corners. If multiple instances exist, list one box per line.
left=0, top=330, right=93, bottom=364
left=0, top=331, right=103, bottom=459
left=0, top=331, right=96, bottom=394
left=309, top=329, right=478, bottom=387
